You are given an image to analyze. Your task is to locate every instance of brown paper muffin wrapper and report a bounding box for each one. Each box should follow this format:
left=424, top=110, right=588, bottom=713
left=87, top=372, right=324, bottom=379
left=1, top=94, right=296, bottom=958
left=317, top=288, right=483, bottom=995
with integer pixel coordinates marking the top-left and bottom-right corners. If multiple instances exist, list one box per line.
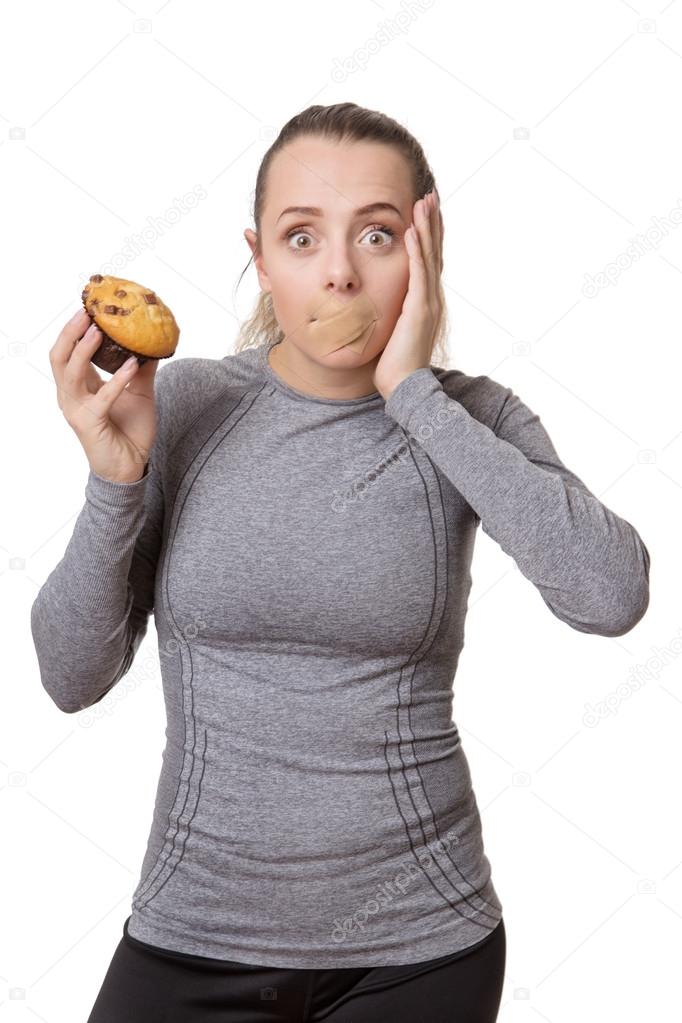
left=90, top=332, right=153, bottom=374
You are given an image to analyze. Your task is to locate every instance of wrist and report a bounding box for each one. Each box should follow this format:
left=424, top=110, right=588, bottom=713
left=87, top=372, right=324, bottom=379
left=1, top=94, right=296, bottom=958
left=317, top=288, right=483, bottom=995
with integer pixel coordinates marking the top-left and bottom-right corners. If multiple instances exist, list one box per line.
left=380, top=367, right=428, bottom=403
left=90, top=462, right=148, bottom=485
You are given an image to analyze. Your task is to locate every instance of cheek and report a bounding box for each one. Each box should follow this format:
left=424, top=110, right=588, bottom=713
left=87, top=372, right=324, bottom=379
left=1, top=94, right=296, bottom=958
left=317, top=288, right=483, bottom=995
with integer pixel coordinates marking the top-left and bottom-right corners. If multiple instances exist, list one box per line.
left=269, top=264, right=318, bottom=330
left=372, top=260, right=410, bottom=324
left=358, top=266, right=409, bottom=358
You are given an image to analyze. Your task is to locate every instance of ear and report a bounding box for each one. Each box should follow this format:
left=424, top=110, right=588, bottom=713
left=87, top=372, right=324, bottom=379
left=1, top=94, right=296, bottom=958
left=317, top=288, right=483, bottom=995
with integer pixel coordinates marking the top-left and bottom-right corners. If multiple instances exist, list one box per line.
left=244, top=228, right=271, bottom=294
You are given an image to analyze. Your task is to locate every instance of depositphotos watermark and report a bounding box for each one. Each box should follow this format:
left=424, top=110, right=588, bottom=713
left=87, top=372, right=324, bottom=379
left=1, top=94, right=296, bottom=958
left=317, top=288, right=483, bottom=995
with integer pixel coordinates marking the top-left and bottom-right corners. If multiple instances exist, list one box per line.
left=331, top=827, right=462, bottom=943
left=582, top=197, right=682, bottom=298
left=331, top=0, right=435, bottom=81
left=78, top=618, right=207, bottom=728
left=331, top=441, right=411, bottom=513
left=582, top=626, right=682, bottom=728
left=331, top=398, right=460, bottom=513
left=78, top=184, right=208, bottom=282
left=78, top=646, right=160, bottom=728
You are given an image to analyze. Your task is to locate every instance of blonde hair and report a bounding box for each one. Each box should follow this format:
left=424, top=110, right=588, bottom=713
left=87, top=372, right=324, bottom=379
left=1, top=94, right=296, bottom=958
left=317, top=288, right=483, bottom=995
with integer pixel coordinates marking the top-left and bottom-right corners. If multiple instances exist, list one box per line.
left=234, top=101, right=449, bottom=368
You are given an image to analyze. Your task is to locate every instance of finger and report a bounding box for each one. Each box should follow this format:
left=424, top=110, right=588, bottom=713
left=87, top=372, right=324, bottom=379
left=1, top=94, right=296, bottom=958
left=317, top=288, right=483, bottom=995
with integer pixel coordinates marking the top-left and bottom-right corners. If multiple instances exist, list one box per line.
left=416, top=194, right=437, bottom=307
left=428, top=191, right=441, bottom=277
left=414, top=196, right=435, bottom=264
left=88, top=355, right=142, bottom=419
left=56, top=323, right=104, bottom=414
left=424, top=192, right=439, bottom=307
left=439, top=210, right=445, bottom=273
left=125, top=355, right=158, bottom=398
left=419, top=193, right=439, bottom=306
left=431, top=190, right=444, bottom=276
left=62, top=321, right=105, bottom=399
left=404, top=222, right=428, bottom=298
left=50, top=309, right=92, bottom=373
left=50, top=309, right=96, bottom=406
left=84, top=359, right=105, bottom=396
left=437, top=191, right=445, bottom=273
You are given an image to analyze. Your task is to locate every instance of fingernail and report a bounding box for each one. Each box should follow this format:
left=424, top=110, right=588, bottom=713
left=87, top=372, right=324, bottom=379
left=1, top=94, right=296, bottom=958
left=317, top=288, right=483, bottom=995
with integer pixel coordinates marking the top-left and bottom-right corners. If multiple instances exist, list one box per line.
left=71, top=308, right=86, bottom=323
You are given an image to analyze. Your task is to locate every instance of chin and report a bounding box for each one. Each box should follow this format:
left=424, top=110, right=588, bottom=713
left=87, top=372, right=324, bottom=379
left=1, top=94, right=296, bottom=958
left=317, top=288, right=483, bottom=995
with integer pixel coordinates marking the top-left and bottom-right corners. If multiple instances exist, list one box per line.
left=327, top=344, right=382, bottom=368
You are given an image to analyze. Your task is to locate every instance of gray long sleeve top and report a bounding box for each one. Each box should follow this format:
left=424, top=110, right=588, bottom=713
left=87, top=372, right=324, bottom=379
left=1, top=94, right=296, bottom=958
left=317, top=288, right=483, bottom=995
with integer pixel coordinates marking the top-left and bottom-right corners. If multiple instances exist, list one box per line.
left=30, top=339, right=650, bottom=968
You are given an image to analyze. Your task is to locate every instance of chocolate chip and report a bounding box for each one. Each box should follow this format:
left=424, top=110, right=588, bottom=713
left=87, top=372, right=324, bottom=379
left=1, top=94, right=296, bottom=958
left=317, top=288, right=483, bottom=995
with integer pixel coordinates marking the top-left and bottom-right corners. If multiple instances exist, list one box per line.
left=120, top=308, right=132, bottom=315
left=103, top=305, right=119, bottom=314
left=90, top=274, right=103, bottom=283
left=114, top=289, right=127, bottom=298
left=143, top=293, right=157, bottom=305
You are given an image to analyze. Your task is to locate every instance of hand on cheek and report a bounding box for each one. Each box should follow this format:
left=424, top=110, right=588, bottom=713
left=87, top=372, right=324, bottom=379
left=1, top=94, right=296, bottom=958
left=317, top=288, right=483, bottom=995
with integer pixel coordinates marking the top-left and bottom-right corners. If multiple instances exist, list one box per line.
left=373, top=189, right=444, bottom=402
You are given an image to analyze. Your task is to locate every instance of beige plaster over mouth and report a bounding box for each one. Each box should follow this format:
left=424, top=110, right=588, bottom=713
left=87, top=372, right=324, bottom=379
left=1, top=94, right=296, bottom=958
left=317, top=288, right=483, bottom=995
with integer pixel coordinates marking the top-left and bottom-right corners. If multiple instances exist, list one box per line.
left=301, top=285, right=379, bottom=355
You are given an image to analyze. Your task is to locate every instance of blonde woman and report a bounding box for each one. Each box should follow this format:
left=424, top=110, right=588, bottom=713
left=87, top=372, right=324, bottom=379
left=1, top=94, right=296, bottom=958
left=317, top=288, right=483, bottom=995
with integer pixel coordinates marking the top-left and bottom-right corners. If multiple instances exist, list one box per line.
left=32, top=102, right=650, bottom=1022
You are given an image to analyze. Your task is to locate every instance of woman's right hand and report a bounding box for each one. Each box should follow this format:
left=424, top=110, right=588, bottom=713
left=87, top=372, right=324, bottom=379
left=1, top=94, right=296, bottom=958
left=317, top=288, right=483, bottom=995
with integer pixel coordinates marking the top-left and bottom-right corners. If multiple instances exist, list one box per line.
left=49, top=308, right=159, bottom=484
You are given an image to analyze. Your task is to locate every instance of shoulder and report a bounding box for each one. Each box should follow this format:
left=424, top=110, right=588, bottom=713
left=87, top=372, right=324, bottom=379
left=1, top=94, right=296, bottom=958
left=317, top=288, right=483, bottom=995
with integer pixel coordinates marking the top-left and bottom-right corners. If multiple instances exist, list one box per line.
left=430, top=364, right=512, bottom=433
left=152, top=347, right=267, bottom=456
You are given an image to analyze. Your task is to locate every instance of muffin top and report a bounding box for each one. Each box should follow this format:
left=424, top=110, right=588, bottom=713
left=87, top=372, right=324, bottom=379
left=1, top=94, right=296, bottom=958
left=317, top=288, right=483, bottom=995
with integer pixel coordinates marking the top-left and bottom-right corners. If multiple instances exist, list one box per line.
left=82, top=274, right=179, bottom=358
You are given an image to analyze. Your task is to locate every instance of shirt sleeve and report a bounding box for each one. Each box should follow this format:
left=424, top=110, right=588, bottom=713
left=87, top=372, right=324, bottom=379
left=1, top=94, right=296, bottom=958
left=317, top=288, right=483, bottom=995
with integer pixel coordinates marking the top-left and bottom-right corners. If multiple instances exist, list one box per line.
left=384, top=368, right=651, bottom=638
left=30, top=415, right=166, bottom=715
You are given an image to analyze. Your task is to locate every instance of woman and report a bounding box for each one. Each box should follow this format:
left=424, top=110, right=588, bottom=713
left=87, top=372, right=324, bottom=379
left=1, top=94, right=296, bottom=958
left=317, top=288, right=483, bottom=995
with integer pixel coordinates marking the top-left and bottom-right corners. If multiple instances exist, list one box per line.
left=31, top=102, right=650, bottom=1022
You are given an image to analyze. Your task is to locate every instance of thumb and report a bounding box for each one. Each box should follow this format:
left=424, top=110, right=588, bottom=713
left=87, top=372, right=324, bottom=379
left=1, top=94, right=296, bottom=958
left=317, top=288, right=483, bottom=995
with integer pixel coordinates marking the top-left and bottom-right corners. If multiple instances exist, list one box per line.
left=92, top=355, right=146, bottom=415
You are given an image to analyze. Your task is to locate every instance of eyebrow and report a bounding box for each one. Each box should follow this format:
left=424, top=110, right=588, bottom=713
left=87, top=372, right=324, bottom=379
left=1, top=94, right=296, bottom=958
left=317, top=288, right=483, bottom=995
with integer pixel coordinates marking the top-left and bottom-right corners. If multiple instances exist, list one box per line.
left=276, top=202, right=404, bottom=223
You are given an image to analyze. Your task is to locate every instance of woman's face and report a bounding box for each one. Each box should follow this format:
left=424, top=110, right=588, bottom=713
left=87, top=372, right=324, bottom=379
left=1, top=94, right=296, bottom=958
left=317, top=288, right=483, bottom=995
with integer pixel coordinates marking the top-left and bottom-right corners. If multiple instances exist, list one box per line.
left=244, top=135, right=414, bottom=370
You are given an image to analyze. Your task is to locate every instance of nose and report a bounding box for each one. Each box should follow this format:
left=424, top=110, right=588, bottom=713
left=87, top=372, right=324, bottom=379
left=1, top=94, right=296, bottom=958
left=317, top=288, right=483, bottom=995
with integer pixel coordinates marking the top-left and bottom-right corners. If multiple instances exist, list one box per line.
left=320, top=240, right=363, bottom=294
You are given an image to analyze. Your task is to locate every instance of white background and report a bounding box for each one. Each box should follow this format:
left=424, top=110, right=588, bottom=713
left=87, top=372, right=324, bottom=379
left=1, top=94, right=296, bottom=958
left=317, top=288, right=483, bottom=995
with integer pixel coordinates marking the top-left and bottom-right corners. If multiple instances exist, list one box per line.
left=3, top=0, right=679, bottom=1020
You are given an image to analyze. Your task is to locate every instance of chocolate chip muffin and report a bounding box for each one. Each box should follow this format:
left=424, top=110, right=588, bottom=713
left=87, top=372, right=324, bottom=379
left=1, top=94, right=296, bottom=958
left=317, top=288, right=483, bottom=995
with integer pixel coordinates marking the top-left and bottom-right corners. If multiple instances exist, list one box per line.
left=81, top=274, right=180, bottom=373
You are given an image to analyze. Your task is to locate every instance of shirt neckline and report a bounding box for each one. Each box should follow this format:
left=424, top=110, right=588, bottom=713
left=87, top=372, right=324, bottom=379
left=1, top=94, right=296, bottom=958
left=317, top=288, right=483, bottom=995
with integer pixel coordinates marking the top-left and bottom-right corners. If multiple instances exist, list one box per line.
left=256, top=339, right=384, bottom=407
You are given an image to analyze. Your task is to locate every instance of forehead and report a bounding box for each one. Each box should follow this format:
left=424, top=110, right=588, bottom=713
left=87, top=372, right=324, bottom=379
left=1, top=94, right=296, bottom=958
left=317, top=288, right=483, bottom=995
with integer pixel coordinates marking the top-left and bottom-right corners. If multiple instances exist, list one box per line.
left=263, top=136, right=413, bottom=221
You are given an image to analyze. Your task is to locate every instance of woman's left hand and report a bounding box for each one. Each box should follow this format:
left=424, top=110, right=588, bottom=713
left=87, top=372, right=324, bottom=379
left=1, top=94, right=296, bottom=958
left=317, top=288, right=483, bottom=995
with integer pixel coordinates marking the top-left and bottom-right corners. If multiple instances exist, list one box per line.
left=373, top=188, right=444, bottom=401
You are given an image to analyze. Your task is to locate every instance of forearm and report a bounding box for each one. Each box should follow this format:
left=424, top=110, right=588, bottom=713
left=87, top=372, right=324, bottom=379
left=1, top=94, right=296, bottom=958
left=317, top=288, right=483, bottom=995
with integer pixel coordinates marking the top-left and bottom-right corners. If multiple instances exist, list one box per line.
left=30, top=469, right=151, bottom=712
left=385, top=369, right=650, bottom=637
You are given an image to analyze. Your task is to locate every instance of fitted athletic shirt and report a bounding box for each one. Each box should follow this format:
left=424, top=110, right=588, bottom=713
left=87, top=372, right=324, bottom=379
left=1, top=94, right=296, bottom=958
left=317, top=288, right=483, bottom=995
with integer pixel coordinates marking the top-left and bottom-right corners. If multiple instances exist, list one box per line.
left=30, top=338, right=650, bottom=969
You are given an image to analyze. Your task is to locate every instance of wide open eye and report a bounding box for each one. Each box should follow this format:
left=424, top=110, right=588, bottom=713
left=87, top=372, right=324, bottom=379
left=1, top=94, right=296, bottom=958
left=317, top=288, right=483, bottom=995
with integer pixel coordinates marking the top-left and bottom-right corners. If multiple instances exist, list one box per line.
left=359, top=225, right=395, bottom=247
left=285, top=229, right=314, bottom=250
left=284, top=224, right=396, bottom=252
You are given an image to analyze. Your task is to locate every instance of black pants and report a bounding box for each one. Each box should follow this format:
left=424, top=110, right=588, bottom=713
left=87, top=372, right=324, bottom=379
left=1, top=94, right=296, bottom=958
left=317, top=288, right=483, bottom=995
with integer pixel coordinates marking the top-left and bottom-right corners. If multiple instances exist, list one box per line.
left=87, top=914, right=506, bottom=1022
